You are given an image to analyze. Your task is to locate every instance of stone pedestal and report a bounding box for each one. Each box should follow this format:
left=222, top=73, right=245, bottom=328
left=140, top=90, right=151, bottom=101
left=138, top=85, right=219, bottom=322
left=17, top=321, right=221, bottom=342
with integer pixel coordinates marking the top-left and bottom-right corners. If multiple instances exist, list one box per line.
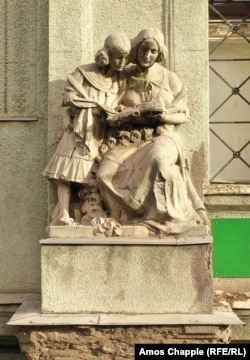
left=40, top=230, right=213, bottom=314
left=8, top=300, right=243, bottom=359
left=7, top=228, right=244, bottom=359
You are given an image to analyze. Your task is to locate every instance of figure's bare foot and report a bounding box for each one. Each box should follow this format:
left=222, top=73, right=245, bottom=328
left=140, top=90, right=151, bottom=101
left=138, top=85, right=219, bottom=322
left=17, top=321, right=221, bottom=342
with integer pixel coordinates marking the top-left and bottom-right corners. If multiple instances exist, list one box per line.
left=60, top=216, right=74, bottom=225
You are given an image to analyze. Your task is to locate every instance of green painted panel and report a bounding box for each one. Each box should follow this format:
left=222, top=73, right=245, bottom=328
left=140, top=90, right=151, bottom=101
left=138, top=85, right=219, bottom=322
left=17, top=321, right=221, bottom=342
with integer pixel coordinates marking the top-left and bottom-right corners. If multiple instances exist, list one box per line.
left=212, top=218, right=250, bottom=277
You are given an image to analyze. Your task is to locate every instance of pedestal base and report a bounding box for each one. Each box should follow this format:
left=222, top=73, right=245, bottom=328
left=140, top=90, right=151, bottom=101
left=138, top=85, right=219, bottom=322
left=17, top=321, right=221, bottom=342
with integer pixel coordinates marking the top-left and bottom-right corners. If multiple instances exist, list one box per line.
left=8, top=300, right=244, bottom=359
left=40, top=235, right=213, bottom=314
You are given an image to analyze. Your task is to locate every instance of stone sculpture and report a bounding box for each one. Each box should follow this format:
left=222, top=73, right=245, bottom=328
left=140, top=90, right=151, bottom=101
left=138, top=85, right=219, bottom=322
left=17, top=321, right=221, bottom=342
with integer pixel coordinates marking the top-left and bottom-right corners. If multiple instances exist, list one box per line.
left=42, top=32, right=131, bottom=226
left=43, top=28, right=209, bottom=236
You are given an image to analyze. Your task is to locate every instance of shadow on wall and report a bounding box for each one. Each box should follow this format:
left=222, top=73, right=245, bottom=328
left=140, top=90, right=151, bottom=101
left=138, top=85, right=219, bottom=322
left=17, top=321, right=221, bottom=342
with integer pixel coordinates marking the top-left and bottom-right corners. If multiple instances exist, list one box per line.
left=46, top=79, right=68, bottom=219
left=48, top=80, right=67, bottom=154
left=190, top=143, right=206, bottom=200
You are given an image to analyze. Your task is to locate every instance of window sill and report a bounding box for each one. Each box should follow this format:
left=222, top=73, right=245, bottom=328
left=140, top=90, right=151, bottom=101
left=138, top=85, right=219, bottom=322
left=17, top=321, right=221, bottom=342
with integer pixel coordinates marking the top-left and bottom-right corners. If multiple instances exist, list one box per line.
left=0, top=117, right=39, bottom=122
left=204, top=184, right=250, bottom=195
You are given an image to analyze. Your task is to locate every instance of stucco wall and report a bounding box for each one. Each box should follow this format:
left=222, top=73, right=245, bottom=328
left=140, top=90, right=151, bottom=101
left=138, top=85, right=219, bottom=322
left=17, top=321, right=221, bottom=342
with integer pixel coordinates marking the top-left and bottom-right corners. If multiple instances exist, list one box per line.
left=0, top=0, right=48, bottom=292
left=0, top=0, right=209, bottom=292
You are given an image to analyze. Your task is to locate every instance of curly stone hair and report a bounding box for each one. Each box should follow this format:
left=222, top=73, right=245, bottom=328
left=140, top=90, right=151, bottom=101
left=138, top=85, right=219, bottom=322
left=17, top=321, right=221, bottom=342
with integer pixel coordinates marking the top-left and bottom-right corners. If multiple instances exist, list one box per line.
left=95, top=32, right=131, bottom=67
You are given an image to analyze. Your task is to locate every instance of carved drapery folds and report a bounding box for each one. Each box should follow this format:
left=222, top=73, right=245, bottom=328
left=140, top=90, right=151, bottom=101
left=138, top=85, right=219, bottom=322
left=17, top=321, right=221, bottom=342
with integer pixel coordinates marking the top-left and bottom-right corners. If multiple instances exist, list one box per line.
left=43, top=28, right=209, bottom=237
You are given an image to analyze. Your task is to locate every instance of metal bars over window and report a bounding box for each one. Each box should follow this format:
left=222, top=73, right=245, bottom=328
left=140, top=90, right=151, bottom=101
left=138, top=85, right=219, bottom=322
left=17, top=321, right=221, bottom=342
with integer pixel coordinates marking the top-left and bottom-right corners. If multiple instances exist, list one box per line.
left=209, top=0, right=250, bottom=183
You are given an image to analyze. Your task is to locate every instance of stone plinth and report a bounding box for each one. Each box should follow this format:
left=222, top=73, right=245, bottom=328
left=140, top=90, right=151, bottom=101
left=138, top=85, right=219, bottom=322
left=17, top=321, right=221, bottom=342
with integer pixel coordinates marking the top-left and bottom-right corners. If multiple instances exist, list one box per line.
left=40, top=235, right=213, bottom=314
left=15, top=324, right=232, bottom=359
left=46, top=224, right=151, bottom=238
left=8, top=300, right=244, bottom=359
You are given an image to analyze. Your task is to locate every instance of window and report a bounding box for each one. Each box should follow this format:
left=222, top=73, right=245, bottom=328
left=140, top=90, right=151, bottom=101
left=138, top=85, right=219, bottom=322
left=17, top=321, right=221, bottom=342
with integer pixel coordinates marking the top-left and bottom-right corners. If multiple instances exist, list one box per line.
left=209, top=0, right=250, bottom=184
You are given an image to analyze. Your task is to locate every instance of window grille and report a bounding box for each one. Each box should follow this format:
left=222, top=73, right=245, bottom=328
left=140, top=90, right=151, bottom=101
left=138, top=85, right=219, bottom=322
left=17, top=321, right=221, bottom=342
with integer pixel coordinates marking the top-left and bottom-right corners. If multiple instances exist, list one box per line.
left=209, top=0, right=250, bottom=183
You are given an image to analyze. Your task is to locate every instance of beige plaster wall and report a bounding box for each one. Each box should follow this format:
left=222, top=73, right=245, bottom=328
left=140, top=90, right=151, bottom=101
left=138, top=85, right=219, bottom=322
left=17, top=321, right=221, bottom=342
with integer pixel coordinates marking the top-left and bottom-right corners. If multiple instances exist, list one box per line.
left=0, top=0, right=209, bottom=292
left=0, top=1, right=48, bottom=292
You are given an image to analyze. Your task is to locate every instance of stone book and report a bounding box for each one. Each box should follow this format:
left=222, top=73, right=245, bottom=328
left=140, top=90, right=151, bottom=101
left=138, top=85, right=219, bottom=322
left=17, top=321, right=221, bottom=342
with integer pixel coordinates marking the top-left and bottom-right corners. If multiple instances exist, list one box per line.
left=106, top=99, right=165, bottom=127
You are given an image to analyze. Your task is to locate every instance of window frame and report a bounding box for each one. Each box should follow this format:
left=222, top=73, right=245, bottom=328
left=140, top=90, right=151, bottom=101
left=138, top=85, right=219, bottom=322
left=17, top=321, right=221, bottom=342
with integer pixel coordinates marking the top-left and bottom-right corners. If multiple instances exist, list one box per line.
left=206, top=1, right=250, bottom=194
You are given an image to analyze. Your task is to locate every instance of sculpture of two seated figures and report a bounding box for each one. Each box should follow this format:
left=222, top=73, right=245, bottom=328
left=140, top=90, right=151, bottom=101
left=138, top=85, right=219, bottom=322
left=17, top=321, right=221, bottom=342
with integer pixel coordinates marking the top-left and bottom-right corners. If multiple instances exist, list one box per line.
left=43, top=28, right=210, bottom=237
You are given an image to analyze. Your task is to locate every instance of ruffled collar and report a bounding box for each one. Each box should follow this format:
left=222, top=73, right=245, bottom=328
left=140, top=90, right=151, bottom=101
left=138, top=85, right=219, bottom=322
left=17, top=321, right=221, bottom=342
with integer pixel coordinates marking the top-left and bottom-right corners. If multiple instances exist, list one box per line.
left=77, top=63, right=119, bottom=93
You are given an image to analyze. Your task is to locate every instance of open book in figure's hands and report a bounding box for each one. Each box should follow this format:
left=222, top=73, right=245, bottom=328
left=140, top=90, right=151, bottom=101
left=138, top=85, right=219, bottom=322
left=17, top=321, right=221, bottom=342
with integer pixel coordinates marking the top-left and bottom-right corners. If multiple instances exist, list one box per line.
left=106, top=98, right=166, bottom=127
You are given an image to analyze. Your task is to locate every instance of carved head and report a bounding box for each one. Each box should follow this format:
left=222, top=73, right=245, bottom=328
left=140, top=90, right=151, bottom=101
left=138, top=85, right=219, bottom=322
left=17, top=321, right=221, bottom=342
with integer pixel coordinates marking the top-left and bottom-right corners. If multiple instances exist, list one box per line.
left=129, top=28, right=168, bottom=65
left=119, top=130, right=131, bottom=146
left=99, top=143, right=109, bottom=155
left=78, top=188, right=90, bottom=201
left=95, top=32, right=131, bottom=72
left=142, top=127, right=154, bottom=141
left=89, top=192, right=101, bottom=206
left=107, top=137, right=117, bottom=148
left=130, top=129, right=141, bottom=143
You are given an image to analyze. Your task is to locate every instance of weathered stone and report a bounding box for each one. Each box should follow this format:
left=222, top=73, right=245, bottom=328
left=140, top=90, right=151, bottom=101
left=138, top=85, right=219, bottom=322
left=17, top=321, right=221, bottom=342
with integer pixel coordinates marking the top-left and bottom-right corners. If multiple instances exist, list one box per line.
left=42, top=27, right=210, bottom=239
left=16, top=324, right=232, bottom=360
left=41, top=238, right=213, bottom=314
